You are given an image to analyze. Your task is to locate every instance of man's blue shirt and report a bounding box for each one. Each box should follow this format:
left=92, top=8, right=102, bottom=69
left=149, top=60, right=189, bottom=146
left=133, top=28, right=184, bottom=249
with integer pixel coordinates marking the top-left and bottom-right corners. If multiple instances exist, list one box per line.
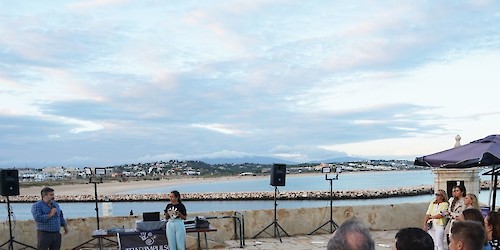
left=31, top=200, right=66, bottom=232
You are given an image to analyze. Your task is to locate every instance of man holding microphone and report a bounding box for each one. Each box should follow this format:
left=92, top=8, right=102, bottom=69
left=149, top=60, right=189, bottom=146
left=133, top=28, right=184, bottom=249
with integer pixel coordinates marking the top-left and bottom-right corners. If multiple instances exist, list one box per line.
left=31, top=187, right=69, bottom=250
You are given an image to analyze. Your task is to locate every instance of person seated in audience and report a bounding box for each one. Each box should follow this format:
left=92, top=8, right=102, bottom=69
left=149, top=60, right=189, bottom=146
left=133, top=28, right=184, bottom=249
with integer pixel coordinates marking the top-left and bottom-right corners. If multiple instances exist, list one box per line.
left=449, top=220, right=486, bottom=250
left=394, top=227, right=434, bottom=250
left=485, top=211, right=500, bottom=250
left=327, top=218, right=374, bottom=250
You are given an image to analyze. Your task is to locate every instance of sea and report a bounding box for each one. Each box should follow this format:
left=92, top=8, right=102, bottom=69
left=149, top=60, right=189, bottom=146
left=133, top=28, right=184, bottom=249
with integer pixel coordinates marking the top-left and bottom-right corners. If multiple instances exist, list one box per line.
left=2, top=170, right=498, bottom=221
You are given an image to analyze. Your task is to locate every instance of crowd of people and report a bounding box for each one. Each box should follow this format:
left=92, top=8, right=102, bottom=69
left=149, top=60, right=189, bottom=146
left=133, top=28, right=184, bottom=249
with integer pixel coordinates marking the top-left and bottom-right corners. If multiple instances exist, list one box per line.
left=31, top=185, right=500, bottom=250
left=325, top=184, right=500, bottom=250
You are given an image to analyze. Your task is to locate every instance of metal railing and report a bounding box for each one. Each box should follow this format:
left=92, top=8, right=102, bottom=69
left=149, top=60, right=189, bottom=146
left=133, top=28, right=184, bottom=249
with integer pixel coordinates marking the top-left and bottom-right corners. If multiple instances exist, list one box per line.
left=205, top=211, right=245, bottom=248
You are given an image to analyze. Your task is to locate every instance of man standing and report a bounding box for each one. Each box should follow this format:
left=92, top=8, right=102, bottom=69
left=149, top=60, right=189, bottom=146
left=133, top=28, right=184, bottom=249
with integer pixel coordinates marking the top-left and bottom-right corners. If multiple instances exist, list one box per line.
left=31, top=187, right=69, bottom=250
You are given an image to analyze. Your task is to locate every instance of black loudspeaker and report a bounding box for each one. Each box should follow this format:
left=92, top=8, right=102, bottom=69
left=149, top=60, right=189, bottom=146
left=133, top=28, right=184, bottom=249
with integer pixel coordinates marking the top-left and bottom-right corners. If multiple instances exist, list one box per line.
left=0, top=169, right=20, bottom=196
left=270, top=164, right=286, bottom=186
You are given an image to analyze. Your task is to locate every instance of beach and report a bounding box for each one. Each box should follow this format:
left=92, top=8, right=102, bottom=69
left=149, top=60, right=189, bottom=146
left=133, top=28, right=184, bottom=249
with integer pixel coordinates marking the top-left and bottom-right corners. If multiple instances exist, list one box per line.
left=19, top=170, right=419, bottom=196
left=19, top=174, right=274, bottom=196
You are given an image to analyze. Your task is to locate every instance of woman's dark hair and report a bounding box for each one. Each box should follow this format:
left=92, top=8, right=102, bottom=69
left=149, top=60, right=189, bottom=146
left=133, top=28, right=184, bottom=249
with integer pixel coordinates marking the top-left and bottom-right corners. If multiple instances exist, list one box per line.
left=171, top=190, right=182, bottom=203
left=462, top=208, right=488, bottom=244
left=395, top=227, right=434, bottom=250
left=462, top=208, right=484, bottom=223
left=451, top=185, right=467, bottom=210
left=456, top=185, right=467, bottom=197
left=487, top=211, right=500, bottom=240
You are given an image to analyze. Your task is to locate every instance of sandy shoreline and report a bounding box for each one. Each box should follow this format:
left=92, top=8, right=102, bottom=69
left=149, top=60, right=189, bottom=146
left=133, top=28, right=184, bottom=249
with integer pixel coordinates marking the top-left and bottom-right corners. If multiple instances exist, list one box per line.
left=18, top=170, right=425, bottom=197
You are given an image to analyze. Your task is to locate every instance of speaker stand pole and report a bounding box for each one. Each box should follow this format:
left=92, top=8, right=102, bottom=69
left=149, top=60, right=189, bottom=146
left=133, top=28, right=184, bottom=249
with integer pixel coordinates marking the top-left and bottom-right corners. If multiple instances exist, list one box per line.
left=252, top=186, right=290, bottom=242
left=0, top=196, right=36, bottom=250
left=309, top=173, right=339, bottom=235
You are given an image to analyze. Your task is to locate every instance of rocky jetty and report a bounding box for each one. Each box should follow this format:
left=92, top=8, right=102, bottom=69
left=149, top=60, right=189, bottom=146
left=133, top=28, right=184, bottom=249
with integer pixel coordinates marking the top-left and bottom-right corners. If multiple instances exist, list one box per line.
left=1, top=185, right=433, bottom=203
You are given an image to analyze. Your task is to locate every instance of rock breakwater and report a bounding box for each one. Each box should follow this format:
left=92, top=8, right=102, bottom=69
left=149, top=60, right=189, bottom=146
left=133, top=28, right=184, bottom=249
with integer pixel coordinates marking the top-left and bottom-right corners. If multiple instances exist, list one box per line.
left=1, top=185, right=433, bottom=203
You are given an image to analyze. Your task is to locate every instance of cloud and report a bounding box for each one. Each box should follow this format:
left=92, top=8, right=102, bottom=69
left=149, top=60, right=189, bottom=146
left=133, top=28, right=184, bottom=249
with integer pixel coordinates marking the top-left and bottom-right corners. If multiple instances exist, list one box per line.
left=190, top=123, right=249, bottom=136
left=1, top=1, right=500, bottom=167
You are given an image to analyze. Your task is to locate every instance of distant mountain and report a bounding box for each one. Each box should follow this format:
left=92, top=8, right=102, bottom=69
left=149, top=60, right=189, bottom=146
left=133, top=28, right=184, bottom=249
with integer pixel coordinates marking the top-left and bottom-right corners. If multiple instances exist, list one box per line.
left=310, top=156, right=367, bottom=163
left=196, top=156, right=298, bottom=165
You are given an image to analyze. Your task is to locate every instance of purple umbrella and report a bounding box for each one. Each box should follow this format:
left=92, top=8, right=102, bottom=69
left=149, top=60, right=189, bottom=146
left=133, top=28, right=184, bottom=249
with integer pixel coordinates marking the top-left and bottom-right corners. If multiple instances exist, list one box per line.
left=414, top=134, right=500, bottom=168
left=414, top=134, right=500, bottom=210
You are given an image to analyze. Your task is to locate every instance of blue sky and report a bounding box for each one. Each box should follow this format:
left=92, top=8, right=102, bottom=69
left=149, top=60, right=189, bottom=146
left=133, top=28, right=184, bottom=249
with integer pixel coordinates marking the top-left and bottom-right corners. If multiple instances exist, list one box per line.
left=1, top=0, right=500, bottom=167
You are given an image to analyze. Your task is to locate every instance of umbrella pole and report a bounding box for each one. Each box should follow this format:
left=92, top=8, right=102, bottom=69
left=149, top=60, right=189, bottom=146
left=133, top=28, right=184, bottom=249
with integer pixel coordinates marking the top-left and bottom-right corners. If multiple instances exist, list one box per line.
left=490, top=165, right=497, bottom=211
left=494, top=167, right=498, bottom=211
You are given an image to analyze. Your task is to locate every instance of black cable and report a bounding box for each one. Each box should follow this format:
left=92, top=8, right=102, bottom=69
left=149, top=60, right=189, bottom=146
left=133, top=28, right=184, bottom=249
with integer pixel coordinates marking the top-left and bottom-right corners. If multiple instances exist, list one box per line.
left=8, top=204, right=15, bottom=231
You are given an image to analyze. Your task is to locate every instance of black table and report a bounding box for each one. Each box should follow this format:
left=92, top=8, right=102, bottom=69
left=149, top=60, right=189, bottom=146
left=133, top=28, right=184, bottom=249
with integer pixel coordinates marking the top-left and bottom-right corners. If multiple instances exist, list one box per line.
left=90, top=226, right=217, bottom=250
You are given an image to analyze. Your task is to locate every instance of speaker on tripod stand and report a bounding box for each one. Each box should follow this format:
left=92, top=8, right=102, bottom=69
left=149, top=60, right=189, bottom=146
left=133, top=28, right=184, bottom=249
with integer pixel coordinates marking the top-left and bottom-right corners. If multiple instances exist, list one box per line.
left=0, top=169, right=36, bottom=250
left=252, top=164, right=290, bottom=242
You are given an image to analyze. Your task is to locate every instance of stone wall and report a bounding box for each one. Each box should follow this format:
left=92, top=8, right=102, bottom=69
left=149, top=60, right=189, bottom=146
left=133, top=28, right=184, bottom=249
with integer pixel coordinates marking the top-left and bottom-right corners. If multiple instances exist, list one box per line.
left=1, top=186, right=433, bottom=203
left=0, top=202, right=429, bottom=249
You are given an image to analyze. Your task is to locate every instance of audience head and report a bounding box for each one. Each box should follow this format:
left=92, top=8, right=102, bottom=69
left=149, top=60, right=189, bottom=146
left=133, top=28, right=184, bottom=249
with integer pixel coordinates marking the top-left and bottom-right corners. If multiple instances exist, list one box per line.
left=458, top=208, right=484, bottom=223
left=449, top=220, right=485, bottom=250
left=485, top=211, right=500, bottom=241
left=394, top=227, right=434, bottom=250
left=327, top=218, right=374, bottom=250
left=464, top=194, right=479, bottom=209
left=452, top=185, right=466, bottom=198
left=434, top=189, right=448, bottom=203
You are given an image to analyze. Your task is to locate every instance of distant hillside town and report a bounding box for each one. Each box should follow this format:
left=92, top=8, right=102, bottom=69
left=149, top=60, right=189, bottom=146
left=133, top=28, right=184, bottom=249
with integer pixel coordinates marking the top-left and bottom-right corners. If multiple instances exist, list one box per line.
left=13, top=159, right=427, bottom=183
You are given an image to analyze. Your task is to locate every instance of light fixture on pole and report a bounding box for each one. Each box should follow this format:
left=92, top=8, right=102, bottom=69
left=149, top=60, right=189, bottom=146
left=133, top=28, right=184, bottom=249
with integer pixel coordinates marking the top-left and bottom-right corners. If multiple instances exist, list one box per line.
left=73, top=167, right=113, bottom=250
left=309, top=165, right=341, bottom=235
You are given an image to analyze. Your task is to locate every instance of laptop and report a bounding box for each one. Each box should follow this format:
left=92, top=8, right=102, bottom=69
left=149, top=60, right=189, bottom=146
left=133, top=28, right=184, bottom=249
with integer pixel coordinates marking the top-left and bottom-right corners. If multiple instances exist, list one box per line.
left=142, top=212, right=160, bottom=222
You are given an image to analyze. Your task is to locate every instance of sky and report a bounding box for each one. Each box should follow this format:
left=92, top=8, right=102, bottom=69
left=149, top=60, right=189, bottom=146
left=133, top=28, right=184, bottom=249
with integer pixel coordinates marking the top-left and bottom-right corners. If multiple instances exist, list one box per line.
left=1, top=0, right=500, bottom=168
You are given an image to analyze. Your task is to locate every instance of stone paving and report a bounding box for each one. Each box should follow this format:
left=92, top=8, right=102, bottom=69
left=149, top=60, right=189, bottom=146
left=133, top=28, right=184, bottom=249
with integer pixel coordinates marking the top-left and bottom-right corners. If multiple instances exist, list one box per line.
left=223, top=230, right=398, bottom=249
left=81, top=229, right=449, bottom=249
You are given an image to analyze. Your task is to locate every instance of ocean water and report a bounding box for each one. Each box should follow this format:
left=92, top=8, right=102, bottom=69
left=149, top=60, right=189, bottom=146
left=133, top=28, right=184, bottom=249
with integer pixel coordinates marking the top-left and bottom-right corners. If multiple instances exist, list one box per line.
left=2, top=170, right=498, bottom=221
left=118, top=170, right=435, bottom=194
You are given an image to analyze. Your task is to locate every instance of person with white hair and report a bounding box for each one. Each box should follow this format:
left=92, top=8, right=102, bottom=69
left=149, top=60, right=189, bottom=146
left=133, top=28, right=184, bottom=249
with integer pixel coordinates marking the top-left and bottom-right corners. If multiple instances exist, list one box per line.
left=327, top=218, right=375, bottom=250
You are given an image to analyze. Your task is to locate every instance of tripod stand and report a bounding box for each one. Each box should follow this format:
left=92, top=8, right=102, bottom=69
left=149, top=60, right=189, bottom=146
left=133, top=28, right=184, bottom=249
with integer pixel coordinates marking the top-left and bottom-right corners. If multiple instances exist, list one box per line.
left=72, top=177, right=115, bottom=250
left=0, top=196, right=36, bottom=250
left=309, top=172, right=339, bottom=235
left=252, top=186, right=289, bottom=242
